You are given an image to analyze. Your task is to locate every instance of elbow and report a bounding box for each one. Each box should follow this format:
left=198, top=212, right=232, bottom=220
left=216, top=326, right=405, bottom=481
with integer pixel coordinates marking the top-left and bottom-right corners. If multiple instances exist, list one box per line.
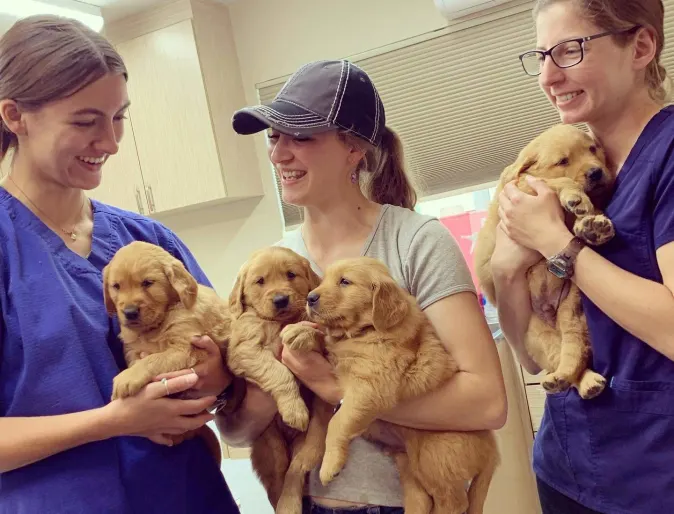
left=483, top=388, right=508, bottom=430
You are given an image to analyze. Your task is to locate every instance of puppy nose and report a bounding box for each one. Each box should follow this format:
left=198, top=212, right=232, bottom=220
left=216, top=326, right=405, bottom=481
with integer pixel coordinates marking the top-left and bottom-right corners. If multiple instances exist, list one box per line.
left=273, top=294, right=290, bottom=309
left=123, top=305, right=139, bottom=320
left=307, top=292, right=320, bottom=307
left=586, top=167, right=604, bottom=182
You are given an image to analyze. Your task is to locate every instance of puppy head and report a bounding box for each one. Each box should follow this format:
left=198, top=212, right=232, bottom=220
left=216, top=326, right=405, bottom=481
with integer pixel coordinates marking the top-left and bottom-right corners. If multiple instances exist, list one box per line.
left=103, top=241, right=198, bottom=331
left=307, top=257, right=409, bottom=333
left=229, top=247, right=320, bottom=322
left=503, top=124, right=614, bottom=206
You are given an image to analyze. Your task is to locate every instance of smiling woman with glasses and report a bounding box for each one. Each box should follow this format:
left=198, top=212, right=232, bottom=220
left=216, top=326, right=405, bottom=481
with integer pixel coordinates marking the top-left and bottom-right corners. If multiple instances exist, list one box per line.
left=490, top=1, right=674, bottom=513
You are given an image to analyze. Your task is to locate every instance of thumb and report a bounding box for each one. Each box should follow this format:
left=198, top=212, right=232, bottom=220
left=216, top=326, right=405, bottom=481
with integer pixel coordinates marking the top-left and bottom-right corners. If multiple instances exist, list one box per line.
left=146, top=372, right=199, bottom=399
left=191, top=335, right=219, bottom=355
left=525, top=175, right=547, bottom=194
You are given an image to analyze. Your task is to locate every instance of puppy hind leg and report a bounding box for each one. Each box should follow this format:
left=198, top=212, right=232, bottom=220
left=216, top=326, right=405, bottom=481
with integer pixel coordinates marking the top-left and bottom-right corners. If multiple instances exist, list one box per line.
left=251, top=422, right=290, bottom=510
left=393, top=453, right=432, bottom=514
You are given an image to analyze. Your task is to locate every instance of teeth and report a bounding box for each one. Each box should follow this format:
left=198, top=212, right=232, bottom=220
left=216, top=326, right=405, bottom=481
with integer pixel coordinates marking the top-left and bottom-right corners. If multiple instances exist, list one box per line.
left=558, top=91, right=581, bottom=102
left=282, top=170, right=306, bottom=180
left=78, top=156, right=106, bottom=164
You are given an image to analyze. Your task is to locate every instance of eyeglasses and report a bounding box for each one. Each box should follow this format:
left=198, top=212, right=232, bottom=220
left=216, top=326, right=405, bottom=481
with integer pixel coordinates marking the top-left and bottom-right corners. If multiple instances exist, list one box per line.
left=518, top=26, right=640, bottom=77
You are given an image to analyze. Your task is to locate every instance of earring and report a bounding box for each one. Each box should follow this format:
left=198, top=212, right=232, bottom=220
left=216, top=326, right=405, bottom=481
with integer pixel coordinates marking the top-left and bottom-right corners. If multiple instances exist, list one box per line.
left=351, top=171, right=358, bottom=184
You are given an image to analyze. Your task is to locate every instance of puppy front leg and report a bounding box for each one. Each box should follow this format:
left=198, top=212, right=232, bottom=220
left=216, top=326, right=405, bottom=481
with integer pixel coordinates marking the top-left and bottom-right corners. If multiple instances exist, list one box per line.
left=112, top=348, right=200, bottom=400
left=280, top=323, right=324, bottom=353
left=319, top=383, right=388, bottom=485
left=228, top=344, right=309, bottom=432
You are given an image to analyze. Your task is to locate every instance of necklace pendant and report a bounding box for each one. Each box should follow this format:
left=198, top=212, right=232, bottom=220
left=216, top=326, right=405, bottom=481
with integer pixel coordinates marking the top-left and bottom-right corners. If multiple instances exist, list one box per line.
left=70, top=232, right=77, bottom=242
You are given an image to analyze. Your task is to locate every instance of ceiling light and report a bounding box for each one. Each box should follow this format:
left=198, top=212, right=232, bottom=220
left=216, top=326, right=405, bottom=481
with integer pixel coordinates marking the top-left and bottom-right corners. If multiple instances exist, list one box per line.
left=0, top=0, right=104, bottom=32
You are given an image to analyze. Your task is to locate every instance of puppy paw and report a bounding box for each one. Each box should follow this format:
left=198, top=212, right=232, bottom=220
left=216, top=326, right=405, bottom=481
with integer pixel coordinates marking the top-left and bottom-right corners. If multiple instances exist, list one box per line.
left=541, top=372, right=571, bottom=394
left=319, top=450, right=347, bottom=486
left=275, top=495, right=302, bottom=514
left=578, top=370, right=606, bottom=400
left=574, top=214, right=615, bottom=245
left=278, top=399, right=310, bottom=432
left=280, top=324, right=320, bottom=352
left=111, top=368, right=151, bottom=400
left=560, top=190, right=593, bottom=216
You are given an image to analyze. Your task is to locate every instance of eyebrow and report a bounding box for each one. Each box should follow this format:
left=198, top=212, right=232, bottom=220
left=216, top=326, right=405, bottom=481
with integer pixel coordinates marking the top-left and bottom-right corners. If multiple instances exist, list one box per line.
left=536, top=35, right=583, bottom=51
left=72, top=101, right=131, bottom=117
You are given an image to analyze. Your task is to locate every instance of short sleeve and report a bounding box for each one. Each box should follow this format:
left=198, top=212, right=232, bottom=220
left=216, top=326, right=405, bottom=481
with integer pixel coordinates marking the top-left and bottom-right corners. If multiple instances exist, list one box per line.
left=164, top=231, right=214, bottom=289
left=654, top=156, right=674, bottom=249
left=404, top=219, right=476, bottom=310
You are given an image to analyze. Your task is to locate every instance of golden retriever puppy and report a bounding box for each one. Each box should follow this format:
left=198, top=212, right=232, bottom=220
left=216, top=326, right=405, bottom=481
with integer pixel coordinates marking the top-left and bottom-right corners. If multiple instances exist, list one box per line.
left=280, top=258, right=500, bottom=514
left=227, top=246, right=322, bottom=509
left=473, top=124, right=615, bottom=399
left=103, top=241, right=232, bottom=462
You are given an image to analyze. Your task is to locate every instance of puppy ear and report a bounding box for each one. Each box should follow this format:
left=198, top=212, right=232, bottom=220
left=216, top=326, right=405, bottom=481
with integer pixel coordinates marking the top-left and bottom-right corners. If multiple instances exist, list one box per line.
left=301, top=257, right=321, bottom=289
left=228, top=264, right=248, bottom=319
left=102, top=264, right=116, bottom=316
left=165, top=260, right=198, bottom=309
left=371, top=279, right=409, bottom=331
left=502, top=156, right=536, bottom=183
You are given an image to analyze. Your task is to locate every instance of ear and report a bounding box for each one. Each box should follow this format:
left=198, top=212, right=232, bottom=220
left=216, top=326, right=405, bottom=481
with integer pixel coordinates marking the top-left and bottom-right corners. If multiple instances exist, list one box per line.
left=102, top=264, right=116, bottom=316
left=0, top=99, right=25, bottom=137
left=228, top=264, right=248, bottom=319
left=371, top=279, right=409, bottom=332
left=301, top=257, right=322, bottom=289
left=632, top=26, right=658, bottom=72
left=502, top=157, right=536, bottom=183
left=165, top=260, right=198, bottom=309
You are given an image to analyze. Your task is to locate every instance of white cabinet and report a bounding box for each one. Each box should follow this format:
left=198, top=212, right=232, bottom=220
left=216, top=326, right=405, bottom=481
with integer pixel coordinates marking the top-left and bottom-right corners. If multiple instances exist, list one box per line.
left=91, top=0, right=263, bottom=215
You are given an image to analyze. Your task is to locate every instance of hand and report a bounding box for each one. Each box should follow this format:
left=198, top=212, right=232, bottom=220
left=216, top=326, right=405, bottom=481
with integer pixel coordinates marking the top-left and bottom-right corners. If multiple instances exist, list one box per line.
left=499, top=176, right=573, bottom=257
left=281, top=339, right=342, bottom=405
left=104, top=372, right=216, bottom=446
left=152, top=336, right=233, bottom=399
left=491, top=222, right=541, bottom=277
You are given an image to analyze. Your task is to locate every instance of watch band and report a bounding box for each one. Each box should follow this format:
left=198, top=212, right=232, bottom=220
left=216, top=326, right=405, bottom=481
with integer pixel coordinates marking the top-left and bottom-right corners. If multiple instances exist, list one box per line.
left=210, top=377, right=247, bottom=416
left=546, top=237, right=586, bottom=279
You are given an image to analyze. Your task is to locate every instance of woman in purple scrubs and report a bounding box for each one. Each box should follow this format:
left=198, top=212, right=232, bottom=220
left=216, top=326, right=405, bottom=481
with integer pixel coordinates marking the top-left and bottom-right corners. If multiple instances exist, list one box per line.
left=0, top=15, right=239, bottom=513
left=492, top=1, right=674, bottom=513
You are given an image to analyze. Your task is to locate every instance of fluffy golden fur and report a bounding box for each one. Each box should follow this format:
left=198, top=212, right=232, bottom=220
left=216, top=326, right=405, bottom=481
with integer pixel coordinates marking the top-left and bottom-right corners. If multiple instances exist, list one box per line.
left=280, top=257, right=500, bottom=514
left=103, top=241, right=231, bottom=463
left=227, top=246, right=322, bottom=509
left=473, top=124, right=615, bottom=399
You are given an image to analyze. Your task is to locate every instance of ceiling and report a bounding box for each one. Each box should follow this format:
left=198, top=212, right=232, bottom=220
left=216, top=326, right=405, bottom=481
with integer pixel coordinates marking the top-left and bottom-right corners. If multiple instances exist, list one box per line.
left=80, top=0, right=240, bottom=21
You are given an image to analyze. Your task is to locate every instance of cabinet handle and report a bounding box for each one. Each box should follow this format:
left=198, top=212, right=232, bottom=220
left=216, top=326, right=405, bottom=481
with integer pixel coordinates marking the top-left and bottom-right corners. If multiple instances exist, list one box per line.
left=134, top=186, right=145, bottom=215
left=145, top=185, right=156, bottom=213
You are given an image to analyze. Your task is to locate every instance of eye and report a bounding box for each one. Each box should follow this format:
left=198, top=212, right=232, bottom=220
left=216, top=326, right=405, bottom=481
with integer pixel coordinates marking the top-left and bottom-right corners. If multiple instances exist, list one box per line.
left=287, top=271, right=296, bottom=280
left=141, top=280, right=153, bottom=288
left=256, top=277, right=265, bottom=285
left=73, top=120, right=96, bottom=127
left=589, top=145, right=597, bottom=154
left=556, top=157, right=569, bottom=166
left=339, top=278, right=351, bottom=286
left=112, top=283, right=120, bottom=290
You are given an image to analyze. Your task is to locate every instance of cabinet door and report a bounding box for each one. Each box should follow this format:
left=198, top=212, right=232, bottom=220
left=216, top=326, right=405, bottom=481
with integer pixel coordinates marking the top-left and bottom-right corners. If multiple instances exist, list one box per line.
left=116, top=20, right=225, bottom=213
left=89, top=116, right=148, bottom=214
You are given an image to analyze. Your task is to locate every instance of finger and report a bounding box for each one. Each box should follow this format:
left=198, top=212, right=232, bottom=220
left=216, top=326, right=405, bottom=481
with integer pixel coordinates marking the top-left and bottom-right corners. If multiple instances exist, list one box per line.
left=174, top=396, right=217, bottom=415
left=179, top=412, right=215, bottom=432
left=146, top=373, right=199, bottom=399
left=191, top=335, right=220, bottom=356
left=139, top=352, right=149, bottom=359
left=525, top=174, right=548, bottom=194
left=148, top=434, right=174, bottom=446
left=154, top=369, right=195, bottom=381
left=296, top=321, right=320, bottom=329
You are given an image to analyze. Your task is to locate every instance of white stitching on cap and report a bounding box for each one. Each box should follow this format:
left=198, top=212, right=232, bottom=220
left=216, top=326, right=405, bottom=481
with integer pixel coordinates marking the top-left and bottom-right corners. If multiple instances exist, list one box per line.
left=327, top=60, right=346, bottom=122
left=276, top=99, right=327, bottom=119
left=277, top=62, right=312, bottom=98
left=256, top=106, right=330, bottom=128
left=332, top=61, right=349, bottom=124
left=255, top=106, right=323, bottom=122
left=371, top=81, right=381, bottom=143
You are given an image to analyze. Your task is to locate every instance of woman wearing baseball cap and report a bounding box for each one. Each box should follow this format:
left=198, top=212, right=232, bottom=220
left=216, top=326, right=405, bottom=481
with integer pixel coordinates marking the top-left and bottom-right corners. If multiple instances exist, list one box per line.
left=219, top=59, right=507, bottom=513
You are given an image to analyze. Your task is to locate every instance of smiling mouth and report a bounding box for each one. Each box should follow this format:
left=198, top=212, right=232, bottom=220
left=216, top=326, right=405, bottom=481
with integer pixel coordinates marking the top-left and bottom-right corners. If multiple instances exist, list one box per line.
left=280, top=170, right=307, bottom=183
left=78, top=155, right=107, bottom=167
left=555, top=91, right=583, bottom=103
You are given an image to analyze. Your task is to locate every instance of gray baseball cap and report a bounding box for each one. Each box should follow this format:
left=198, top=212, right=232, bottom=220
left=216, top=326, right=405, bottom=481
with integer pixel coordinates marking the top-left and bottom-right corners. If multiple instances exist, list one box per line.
left=232, top=59, right=386, bottom=146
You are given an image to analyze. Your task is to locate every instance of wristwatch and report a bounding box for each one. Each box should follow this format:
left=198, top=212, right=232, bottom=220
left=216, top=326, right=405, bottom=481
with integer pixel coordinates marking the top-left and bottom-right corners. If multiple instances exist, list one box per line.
left=210, top=377, right=247, bottom=416
left=546, top=237, right=586, bottom=279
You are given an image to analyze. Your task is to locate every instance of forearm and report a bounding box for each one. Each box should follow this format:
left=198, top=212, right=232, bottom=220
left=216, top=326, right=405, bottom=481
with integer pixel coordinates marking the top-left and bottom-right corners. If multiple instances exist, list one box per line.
left=493, top=268, right=542, bottom=374
left=215, top=383, right=277, bottom=448
left=573, top=247, right=674, bottom=359
left=379, top=370, right=507, bottom=431
left=0, top=409, right=113, bottom=473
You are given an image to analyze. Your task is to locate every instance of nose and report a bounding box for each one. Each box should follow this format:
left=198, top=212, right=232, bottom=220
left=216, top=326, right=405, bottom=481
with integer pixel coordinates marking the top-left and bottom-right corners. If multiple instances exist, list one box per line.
left=123, top=305, right=139, bottom=321
left=538, top=56, right=564, bottom=91
left=307, top=292, right=320, bottom=308
left=586, top=167, right=604, bottom=182
left=268, top=133, right=293, bottom=166
left=95, top=119, right=120, bottom=156
left=273, top=294, right=290, bottom=309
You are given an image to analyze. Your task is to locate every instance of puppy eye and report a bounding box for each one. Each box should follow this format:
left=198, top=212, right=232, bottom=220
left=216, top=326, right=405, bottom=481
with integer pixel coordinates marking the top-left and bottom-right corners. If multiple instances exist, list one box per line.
left=556, top=157, right=569, bottom=166
left=141, top=280, right=153, bottom=288
left=589, top=146, right=597, bottom=154
left=287, top=271, right=296, bottom=280
left=256, top=277, right=265, bottom=285
left=112, top=283, right=120, bottom=290
left=339, top=278, right=351, bottom=286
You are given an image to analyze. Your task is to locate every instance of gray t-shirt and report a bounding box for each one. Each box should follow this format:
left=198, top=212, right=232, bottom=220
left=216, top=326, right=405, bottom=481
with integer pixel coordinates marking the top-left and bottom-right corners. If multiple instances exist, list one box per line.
left=277, top=204, right=476, bottom=506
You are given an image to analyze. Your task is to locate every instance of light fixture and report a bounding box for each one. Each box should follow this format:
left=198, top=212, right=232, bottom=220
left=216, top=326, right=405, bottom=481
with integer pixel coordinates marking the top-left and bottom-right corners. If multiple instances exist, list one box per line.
left=0, top=0, right=104, bottom=32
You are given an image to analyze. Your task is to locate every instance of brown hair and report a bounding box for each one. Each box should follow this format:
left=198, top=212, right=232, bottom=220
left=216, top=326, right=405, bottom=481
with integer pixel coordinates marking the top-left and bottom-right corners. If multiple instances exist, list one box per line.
left=340, top=126, right=417, bottom=210
left=0, top=15, right=127, bottom=162
left=533, top=0, right=668, bottom=103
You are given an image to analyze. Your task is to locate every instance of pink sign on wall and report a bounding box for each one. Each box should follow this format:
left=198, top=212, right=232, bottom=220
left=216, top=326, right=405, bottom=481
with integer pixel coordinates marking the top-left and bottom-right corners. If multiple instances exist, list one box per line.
left=439, top=210, right=488, bottom=294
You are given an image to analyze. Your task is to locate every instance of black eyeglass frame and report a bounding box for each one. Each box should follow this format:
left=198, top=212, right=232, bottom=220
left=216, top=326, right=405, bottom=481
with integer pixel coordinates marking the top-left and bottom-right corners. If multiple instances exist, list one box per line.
left=518, top=26, right=641, bottom=77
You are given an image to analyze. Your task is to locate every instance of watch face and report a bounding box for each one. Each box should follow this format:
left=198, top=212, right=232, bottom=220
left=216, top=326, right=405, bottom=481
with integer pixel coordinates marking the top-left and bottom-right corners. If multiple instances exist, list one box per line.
left=547, top=258, right=568, bottom=279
